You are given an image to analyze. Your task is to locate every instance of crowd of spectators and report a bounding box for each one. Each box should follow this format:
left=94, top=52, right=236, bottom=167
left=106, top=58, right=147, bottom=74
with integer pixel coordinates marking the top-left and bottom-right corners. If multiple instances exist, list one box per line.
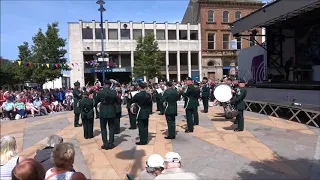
left=0, top=88, right=74, bottom=120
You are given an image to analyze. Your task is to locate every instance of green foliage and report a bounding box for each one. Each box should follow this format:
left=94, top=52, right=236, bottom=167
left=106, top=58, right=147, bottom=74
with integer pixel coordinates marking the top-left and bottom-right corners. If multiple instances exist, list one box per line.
left=133, top=33, right=163, bottom=80
left=30, top=22, right=68, bottom=85
left=0, top=22, right=68, bottom=87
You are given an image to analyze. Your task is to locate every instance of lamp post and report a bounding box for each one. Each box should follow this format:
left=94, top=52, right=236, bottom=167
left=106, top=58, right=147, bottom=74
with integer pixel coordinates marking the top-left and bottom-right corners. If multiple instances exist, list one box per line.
left=96, top=0, right=106, bottom=83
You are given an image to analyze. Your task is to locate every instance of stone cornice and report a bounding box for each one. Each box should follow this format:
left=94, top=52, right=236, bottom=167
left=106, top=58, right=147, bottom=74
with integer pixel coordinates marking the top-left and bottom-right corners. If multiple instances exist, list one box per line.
left=198, top=0, right=265, bottom=7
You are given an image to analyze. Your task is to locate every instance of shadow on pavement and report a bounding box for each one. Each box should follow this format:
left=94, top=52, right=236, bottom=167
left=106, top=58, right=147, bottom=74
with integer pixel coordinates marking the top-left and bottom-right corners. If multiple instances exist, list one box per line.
left=116, top=147, right=146, bottom=178
left=236, top=157, right=319, bottom=180
left=114, top=134, right=130, bottom=146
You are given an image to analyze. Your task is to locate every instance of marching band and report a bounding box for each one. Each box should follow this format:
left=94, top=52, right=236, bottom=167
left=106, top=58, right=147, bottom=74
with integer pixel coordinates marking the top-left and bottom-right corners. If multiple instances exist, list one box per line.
left=72, top=76, right=247, bottom=150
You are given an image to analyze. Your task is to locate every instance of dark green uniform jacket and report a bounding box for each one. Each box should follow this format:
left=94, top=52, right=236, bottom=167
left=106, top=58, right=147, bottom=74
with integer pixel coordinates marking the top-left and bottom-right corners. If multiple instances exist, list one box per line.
left=79, top=97, right=95, bottom=119
left=181, top=84, right=198, bottom=109
left=232, top=87, right=247, bottom=110
left=160, top=87, right=179, bottom=116
left=73, top=88, right=82, bottom=114
left=96, top=87, right=119, bottom=118
left=129, top=91, right=152, bottom=120
left=201, top=84, right=210, bottom=98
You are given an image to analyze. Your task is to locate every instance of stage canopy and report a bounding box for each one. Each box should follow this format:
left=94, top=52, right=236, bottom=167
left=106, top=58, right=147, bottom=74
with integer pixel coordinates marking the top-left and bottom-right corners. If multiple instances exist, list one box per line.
left=231, top=0, right=320, bottom=35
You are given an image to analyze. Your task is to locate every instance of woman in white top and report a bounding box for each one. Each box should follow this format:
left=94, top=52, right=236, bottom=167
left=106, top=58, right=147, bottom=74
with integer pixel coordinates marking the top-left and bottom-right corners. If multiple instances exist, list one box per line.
left=25, top=98, right=39, bottom=117
left=45, top=142, right=86, bottom=180
left=0, top=136, right=25, bottom=180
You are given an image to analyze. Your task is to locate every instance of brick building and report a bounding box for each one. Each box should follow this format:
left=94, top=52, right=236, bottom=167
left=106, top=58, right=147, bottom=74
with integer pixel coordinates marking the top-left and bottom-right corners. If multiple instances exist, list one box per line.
left=182, top=0, right=264, bottom=80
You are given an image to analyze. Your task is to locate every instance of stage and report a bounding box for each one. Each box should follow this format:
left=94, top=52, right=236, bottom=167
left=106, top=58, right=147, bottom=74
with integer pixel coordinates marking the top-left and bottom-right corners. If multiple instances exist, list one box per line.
left=251, top=81, right=320, bottom=90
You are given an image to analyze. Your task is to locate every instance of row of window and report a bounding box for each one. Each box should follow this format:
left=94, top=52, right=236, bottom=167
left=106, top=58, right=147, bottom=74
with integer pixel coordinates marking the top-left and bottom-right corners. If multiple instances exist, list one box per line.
left=207, top=33, right=255, bottom=50
left=207, top=10, right=241, bottom=23
left=82, top=28, right=199, bottom=40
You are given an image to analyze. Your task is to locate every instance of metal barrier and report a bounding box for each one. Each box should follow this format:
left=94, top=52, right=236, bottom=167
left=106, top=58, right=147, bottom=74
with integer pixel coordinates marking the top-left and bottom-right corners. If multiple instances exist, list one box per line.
left=245, top=100, right=320, bottom=128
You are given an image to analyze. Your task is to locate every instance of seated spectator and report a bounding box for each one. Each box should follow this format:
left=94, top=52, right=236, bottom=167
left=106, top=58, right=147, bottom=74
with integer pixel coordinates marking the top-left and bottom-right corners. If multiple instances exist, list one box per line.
left=155, top=152, right=199, bottom=180
left=25, top=98, right=38, bottom=117
left=33, top=97, right=48, bottom=116
left=14, top=98, right=27, bottom=119
left=34, top=135, right=64, bottom=172
left=1, top=97, right=15, bottom=120
left=45, top=142, right=86, bottom=180
left=0, top=136, right=26, bottom=180
left=139, top=154, right=164, bottom=180
left=12, top=158, right=45, bottom=180
left=42, top=98, right=53, bottom=113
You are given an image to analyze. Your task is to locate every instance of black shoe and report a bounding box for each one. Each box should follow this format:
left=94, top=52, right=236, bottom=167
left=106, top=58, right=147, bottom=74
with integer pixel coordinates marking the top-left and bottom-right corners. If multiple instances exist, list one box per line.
left=74, top=124, right=82, bottom=127
left=108, top=144, right=116, bottom=149
left=114, top=131, right=120, bottom=134
left=159, top=113, right=164, bottom=115
left=165, top=136, right=175, bottom=139
left=203, top=111, right=208, bottom=113
left=136, top=142, right=147, bottom=145
left=95, top=117, right=99, bottom=119
left=129, top=127, right=137, bottom=130
left=194, top=124, right=199, bottom=126
left=185, top=130, right=193, bottom=133
left=101, top=146, right=108, bottom=150
left=233, top=121, right=238, bottom=124
left=234, top=128, right=243, bottom=132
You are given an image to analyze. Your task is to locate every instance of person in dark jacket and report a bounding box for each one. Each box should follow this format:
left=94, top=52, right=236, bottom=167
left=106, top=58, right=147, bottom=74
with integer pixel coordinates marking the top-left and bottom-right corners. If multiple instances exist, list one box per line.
left=34, top=135, right=70, bottom=172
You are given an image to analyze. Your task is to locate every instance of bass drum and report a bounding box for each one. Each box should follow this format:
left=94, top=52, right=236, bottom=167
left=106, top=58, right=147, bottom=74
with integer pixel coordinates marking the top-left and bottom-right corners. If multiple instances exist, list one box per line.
left=213, top=84, right=233, bottom=103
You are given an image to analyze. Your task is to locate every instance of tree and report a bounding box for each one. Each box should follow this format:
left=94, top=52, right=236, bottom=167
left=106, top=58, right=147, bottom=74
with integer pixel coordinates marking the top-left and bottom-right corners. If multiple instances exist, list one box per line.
left=133, top=33, right=163, bottom=80
left=30, top=22, right=68, bottom=86
left=16, top=42, right=33, bottom=82
left=0, top=58, right=23, bottom=87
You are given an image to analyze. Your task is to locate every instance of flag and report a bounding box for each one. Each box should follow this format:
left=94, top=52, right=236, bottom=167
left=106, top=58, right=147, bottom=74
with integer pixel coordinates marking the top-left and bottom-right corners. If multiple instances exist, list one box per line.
left=18, top=61, right=22, bottom=66
left=46, top=64, right=50, bottom=68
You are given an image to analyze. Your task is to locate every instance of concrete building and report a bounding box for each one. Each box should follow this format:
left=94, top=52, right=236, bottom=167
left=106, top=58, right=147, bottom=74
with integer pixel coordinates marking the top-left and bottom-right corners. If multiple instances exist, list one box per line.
left=42, top=75, right=71, bottom=89
left=68, top=20, right=201, bottom=85
left=182, top=0, right=264, bottom=80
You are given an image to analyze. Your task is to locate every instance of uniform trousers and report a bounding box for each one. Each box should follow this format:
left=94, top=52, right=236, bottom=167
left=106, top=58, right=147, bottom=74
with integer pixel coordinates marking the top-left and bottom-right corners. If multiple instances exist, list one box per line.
left=165, top=115, right=176, bottom=138
left=100, top=117, right=115, bottom=147
left=236, top=110, right=244, bottom=131
left=82, top=116, right=93, bottom=138
left=115, top=113, right=121, bottom=134
left=137, top=119, right=149, bottom=144
left=74, top=113, right=80, bottom=126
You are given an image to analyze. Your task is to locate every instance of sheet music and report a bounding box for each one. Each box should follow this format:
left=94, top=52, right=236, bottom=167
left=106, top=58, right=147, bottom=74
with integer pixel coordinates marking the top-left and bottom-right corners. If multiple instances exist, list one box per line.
left=130, top=91, right=139, bottom=97
left=156, top=88, right=163, bottom=94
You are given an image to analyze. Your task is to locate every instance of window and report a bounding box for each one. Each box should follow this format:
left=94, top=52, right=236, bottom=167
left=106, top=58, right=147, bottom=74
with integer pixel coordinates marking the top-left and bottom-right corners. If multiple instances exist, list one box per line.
left=207, top=10, right=214, bottom=22
left=190, top=30, right=198, bottom=40
left=235, top=11, right=241, bottom=20
left=236, top=37, right=241, bottom=49
left=223, top=11, right=229, bottom=23
left=179, top=30, right=187, bottom=40
left=250, top=36, right=256, bottom=46
left=82, top=28, right=93, bottom=39
left=168, top=30, right=176, bottom=40
left=108, top=29, right=118, bottom=40
left=121, top=29, right=130, bottom=40
left=95, top=28, right=105, bottom=39
left=145, top=29, right=154, bottom=36
left=223, top=34, right=230, bottom=49
left=207, top=33, right=215, bottom=49
left=133, top=29, right=142, bottom=40
left=156, top=30, right=165, bottom=40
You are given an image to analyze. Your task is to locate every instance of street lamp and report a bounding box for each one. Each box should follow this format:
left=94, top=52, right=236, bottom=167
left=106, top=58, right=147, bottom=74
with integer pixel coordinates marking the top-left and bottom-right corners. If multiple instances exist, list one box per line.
left=97, top=0, right=107, bottom=83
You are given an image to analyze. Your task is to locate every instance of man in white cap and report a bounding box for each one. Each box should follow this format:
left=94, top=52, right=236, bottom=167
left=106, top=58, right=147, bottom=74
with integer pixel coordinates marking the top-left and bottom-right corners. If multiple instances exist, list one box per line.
left=138, top=154, right=165, bottom=180
left=155, top=152, right=199, bottom=180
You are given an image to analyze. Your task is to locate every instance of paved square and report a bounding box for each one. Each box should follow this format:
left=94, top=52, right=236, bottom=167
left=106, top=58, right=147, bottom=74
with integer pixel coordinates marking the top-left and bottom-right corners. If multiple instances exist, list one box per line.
left=1, top=105, right=319, bottom=179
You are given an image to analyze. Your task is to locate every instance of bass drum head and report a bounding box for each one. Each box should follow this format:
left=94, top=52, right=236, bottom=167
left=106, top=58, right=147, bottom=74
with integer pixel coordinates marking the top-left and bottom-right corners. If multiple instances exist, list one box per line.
left=214, top=84, right=232, bottom=103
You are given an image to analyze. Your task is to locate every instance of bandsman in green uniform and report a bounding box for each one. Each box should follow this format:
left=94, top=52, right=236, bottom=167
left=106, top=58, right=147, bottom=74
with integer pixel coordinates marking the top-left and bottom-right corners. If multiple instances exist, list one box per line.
left=115, top=84, right=122, bottom=134
left=129, top=82, right=152, bottom=145
left=78, top=91, right=95, bottom=139
left=201, top=77, right=210, bottom=113
left=193, top=81, right=200, bottom=125
left=73, top=81, right=82, bottom=127
left=231, top=79, right=247, bottom=132
left=179, top=77, right=199, bottom=133
left=125, top=85, right=137, bottom=129
left=160, top=81, right=179, bottom=139
left=97, top=80, right=120, bottom=150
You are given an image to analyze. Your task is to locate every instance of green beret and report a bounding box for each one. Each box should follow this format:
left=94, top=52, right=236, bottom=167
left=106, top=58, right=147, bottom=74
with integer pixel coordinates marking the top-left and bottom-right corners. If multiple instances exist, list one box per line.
left=166, top=81, right=173, bottom=87
left=83, top=91, right=89, bottom=96
left=186, top=77, right=193, bottom=81
left=74, top=81, right=80, bottom=86
left=138, top=82, right=147, bottom=89
left=203, top=77, right=208, bottom=80
left=194, top=81, right=200, bottom=86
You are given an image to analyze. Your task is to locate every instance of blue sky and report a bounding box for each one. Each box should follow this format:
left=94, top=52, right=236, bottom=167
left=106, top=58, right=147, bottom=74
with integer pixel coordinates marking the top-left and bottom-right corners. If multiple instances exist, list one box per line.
left=1, top=0, right=271, bottom=60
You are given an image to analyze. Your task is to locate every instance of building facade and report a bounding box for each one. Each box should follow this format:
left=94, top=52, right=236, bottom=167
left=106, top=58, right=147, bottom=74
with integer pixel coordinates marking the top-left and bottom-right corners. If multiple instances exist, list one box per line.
left=182, top=0, right=264, bottom=80
left=68, top=20, right=201, bottom=85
